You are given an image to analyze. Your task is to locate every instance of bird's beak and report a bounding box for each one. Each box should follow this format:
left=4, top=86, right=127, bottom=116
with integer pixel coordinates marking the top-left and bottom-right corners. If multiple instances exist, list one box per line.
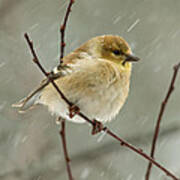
left=125, top=54, right=140, bottom=63
left=122, top=53, right=140, bottom=65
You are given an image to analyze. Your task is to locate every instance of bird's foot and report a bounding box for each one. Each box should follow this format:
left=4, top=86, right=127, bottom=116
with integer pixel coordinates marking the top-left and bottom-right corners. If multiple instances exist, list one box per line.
left=69, top=105, right=80, bottom=118
left=91, top=119, right=105, bottom=135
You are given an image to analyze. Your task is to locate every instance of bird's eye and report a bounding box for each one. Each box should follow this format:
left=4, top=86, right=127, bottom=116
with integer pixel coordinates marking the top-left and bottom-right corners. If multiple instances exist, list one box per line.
left=113, top=50, right=122, bottom=55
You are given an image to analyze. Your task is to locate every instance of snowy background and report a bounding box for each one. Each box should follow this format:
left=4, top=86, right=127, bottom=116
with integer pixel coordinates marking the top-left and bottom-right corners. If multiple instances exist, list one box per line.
left=0, top=0, right=180, bottom=179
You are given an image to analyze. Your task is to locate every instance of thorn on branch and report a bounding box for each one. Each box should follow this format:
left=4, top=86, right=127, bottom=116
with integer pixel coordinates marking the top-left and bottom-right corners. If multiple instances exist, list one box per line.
left=139, top=148, right=143, bottom=153
left=66, top=157, right=71, bottom=163
left=60, top=25, right=65, bottom=31
left=120, top=142, right=125, bottom=146
left=61, top=42, right=66, bottom=47
left=174, top=62, right=180, bottom=71
left=33, top=58, right=38, bottom=63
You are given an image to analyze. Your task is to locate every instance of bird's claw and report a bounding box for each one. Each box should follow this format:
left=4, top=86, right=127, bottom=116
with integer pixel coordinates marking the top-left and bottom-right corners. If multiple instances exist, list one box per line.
left=91, top=119, right=104, bottom=135
left=69, top=105, right=80, bottom=118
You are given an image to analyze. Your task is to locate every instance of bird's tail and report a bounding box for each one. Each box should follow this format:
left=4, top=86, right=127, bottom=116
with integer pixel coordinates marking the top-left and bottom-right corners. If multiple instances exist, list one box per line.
left=12, top=79, right=49, bottom=113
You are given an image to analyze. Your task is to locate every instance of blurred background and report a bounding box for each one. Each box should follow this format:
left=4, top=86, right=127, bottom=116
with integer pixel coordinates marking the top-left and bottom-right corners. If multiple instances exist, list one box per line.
left=0, top=0, right=180, bottom=179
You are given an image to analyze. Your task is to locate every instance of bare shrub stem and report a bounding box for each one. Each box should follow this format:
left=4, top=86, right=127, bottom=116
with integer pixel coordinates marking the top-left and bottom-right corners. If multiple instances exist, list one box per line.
left=145, top=62, right=180, bottom=180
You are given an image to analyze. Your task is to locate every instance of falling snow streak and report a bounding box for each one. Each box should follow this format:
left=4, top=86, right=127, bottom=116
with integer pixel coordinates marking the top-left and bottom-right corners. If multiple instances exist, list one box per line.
left=127, top=19, right=140, bottom=32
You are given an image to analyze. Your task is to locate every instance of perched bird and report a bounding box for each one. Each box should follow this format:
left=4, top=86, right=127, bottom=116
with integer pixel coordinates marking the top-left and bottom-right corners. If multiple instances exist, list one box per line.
left=13, top=35, right=139, bottom=124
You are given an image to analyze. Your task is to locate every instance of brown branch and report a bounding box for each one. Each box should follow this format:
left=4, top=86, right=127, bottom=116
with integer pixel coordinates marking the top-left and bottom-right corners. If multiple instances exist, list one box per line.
left=26, top=1, right=75, bottom=179
left=24, top=33, right=180, bottom=180
left=145, top=62, right=180, bottom=180
left=24, top=33, right=74, bottom=180
left=59, top=118, right=74, bottom=180
left=59, top=0, right=75, bottom=65
left=59, top=0, right=75, bottom=179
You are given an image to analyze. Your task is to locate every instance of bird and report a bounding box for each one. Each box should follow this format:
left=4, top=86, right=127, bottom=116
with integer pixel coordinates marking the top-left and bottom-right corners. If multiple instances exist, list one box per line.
left=13, top=35, right=139, bottom=125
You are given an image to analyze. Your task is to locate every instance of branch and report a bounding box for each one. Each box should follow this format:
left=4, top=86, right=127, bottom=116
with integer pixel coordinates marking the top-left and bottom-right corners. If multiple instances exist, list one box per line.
left=59, top=118, right=73, bottom=180
left=24, top=33, right=180, bottom=180
left=25, top=1, right=75, bottom=179
left=24, top=33, right=74, bottom=180
left=59, top=0, right=75, bottom=179
left=59, top=0, right=75, bottom=65
left=145, top=62, right=180, bottom=180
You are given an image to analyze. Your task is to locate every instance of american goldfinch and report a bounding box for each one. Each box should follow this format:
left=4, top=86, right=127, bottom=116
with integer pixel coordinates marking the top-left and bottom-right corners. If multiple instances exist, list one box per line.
left=13, top=35, right=139, bottom=123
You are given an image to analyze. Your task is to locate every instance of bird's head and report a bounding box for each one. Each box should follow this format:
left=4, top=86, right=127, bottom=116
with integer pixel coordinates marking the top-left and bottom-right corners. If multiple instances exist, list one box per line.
left=85, top=35, right=140, bottom=70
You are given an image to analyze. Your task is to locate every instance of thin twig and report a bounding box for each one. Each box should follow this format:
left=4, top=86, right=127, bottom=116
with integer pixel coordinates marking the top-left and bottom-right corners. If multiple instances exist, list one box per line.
left=106, top=129, right=179, bottom=180
left=59, top=118, right=74, bottom=180
left=24, top=33, right=74, bottom=180
left=58, top=1, right=75, bottom=179
left=24, top=33, right=180, bottom=180
left=59, top=0, right=75, bottom=64
left=145, top=62, right=180, bottom=180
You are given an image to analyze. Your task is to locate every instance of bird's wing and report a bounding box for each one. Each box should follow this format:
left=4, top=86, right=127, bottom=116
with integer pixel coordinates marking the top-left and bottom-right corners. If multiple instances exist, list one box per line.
left=12, top=54, right=79, bottom=112
left=12, top=54, right=86, bottom=112
left=38, top=58, right=120, bottom=121
left=42, top=58, right=119, bottom=105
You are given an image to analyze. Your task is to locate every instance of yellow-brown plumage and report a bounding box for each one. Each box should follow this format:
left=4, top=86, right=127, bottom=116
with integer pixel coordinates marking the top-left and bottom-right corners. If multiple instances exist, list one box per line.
left=13, top=35, right=139, bottom=123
